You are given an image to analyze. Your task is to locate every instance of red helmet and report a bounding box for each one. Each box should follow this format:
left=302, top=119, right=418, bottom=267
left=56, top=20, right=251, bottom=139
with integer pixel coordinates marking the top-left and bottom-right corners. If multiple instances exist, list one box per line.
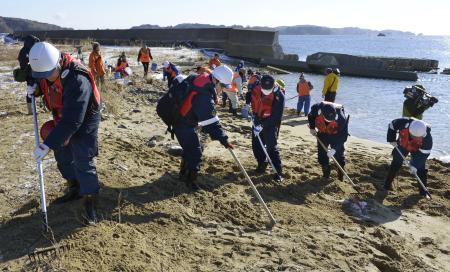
left=40, top=120, right=55, bottom=141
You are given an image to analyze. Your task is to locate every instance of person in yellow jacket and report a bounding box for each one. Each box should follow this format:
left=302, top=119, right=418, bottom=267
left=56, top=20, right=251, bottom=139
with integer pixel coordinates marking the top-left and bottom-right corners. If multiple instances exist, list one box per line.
left=322, top=68, right=340, bottom=102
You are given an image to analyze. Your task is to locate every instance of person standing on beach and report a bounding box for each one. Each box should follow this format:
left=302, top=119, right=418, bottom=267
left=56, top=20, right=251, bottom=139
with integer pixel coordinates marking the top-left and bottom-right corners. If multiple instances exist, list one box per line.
left=162, top=61, right=180, bottom=88
left=383, top=118, right=432, bottom=196
left=174, top=65, right=234, bottom=190
left=251, top=75, right=285, bottom=181
left=208, top=53, right=221, bottom=69
left=88, top=42, right=106, bottom=91
left=28, top=42, right=102, bottom=224
left=222, top=71, right=241, bottom=117
left=296, top=73, right=314, bottom=116
left=137, top=45, right=153, bottom=77
left=308, top=101, right=349, bottom=180
left=322, top=68, right=340, bottom=102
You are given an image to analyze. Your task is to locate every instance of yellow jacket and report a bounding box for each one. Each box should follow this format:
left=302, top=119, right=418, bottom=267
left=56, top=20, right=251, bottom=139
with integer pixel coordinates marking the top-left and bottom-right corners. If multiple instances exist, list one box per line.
left=322, top=73, right=339, bottom=95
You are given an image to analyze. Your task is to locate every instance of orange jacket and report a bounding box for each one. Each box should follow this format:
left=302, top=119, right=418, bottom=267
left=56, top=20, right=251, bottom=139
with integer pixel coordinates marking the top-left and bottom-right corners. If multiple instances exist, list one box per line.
left=208, top=58, right=221, bottom=68
left=229, top=72, right=240, bottom=92
left=297, top=81, right=312, bottom=96
left=138, top=48, right=152, bottom=63
left=88, top=51, right=106, bottom=77
left=116, top=61, right=129, bottom=72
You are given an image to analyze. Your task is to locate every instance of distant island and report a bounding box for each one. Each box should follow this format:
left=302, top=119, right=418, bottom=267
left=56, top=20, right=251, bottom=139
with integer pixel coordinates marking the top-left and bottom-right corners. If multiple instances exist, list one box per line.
left=1, top=16, right=414, bottom=36
left=132, top=23, right=416, bottom=36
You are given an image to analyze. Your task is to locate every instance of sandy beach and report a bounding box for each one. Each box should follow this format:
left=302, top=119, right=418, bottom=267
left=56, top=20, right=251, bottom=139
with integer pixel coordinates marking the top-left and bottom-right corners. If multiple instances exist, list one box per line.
left=0, top=44, right=449, bottom=271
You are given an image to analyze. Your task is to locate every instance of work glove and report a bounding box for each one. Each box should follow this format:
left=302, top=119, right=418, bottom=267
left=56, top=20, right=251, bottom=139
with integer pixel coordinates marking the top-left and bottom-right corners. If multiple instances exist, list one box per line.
left=327, top=148, right=336, bottom=158
left=253, top=125, right=263, bottom=137
left=310, top=128, right=317, bottom=136
left=409, top=165, right=417, bottom=175
left=389, top=142, right=398, bottom=148
left=34, top=143, right=49, bottom=162
left=26, top=83, right=37, bottom=98
left=225, top=143, right=234, bottom=149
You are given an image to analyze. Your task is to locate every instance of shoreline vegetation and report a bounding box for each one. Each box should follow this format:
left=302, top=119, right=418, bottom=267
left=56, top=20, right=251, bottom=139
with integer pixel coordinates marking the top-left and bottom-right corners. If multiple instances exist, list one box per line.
left=0, top=44, right=449, bottom=271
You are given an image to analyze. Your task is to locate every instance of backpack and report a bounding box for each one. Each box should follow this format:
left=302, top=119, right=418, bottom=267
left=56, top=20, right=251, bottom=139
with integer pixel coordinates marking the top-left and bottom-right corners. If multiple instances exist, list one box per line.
left=156, top=75, right=196, bottom=139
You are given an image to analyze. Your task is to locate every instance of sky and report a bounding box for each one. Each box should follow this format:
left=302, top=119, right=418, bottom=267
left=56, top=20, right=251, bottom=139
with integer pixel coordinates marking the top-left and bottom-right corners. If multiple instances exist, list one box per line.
left=1, top=0, right=449, bottom=35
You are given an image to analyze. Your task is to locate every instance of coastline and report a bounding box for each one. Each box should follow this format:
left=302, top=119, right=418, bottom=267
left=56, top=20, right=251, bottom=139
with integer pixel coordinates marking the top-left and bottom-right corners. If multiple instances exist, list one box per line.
left=1, top=44, right=449, bottom=271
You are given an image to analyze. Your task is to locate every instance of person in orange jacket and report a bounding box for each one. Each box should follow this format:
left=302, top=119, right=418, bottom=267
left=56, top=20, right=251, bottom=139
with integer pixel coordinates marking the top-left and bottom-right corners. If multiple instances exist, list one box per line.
left=208, top=53, right=221, bottom=69
left=88, top=42, right=106, bottom=90
left=137, top=45, right=153, bottom=77
left=116, top=53, right=130, bottom=77
left=296, top=73, right=314, bottom=116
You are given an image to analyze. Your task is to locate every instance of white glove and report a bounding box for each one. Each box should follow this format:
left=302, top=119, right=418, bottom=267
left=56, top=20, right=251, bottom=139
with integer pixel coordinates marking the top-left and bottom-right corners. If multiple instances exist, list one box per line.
left=409, top=165, right=417, bottom=175
left=34, top=143, right=49, bottom=161
left=389, top=142, right=398, bottom=148
left=26, top=84, right=37, bottom=98
left=253, top=125, right=263, bottom=137
left=327, top=149, right=336, bottom=158
left=310, top=129, right=317, bottom=136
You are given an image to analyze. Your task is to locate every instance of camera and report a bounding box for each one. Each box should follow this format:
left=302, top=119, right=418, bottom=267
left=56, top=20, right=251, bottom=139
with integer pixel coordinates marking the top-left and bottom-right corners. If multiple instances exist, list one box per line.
left=403, top=85, right=438, bottom=109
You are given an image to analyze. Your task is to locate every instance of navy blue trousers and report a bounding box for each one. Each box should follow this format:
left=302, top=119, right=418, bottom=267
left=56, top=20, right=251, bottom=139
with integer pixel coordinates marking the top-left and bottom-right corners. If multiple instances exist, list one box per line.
left=252, top=125, right=282, bottom=172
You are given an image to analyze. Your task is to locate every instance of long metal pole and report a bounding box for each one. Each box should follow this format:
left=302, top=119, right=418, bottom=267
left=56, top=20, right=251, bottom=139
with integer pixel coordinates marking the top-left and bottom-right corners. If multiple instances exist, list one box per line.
left=316, top=135, right=358, bottom=189
left=394, top=146, right=432, bottom=200
left=228, top=149, right=277, bottom=226
left=31, top=95, right=49, bottom=232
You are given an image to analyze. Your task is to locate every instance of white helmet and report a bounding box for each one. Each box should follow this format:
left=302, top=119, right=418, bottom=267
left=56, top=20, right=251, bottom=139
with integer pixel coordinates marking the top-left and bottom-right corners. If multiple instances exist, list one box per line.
left=409, top=119, right=427, bottom=137
left=29, top=42, right=61, bottom=78
left=212, top=65, right=233, bottom=85
left=162, top=61, right=170, bottom=68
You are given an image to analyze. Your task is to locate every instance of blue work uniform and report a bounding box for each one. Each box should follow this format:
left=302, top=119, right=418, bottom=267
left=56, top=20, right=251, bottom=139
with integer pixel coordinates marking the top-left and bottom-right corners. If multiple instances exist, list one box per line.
left=251, top=86, right=285, bottom=172
left=387, top=118, right=432, bottom=190
left=308, top=102, right=349, bottom=168
left=43, top=67, right=101, bottom=196
left=174, top=74, right=230, bottom=172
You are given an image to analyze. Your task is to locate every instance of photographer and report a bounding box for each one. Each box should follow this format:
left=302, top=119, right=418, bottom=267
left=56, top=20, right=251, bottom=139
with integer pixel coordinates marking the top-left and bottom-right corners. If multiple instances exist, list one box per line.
left=402, top=85, right=438, bottom=120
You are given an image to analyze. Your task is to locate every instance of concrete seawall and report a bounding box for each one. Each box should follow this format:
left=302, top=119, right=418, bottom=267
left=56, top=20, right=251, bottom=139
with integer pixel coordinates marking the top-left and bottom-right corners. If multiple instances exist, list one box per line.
left=14, top=28, right=285, bottom=60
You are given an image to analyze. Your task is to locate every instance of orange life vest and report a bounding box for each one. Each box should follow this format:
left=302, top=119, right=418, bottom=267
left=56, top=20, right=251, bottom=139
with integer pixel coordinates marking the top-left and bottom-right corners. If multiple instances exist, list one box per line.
left=139, top=48, right=152, bottom=63
left=39, top=53, right=101, bottom=124
left=297, top=81, right=311, bottom=96
left=116, top=61, right=128, bottom=72
left=398, top=128, right=423, bottom=152
left=251, top=86, right=275, bottom=119
left=315, top=114, right=339, bottom=135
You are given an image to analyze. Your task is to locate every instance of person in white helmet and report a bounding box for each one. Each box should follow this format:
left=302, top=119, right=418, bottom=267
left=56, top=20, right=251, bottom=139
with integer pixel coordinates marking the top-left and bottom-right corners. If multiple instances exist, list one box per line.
left=174, top=65, right=234, bottom=190
left=28, top=41, right=101, bottom=224
left=162, top=61, right=180, bottom=88
left=384, top=117, right=433, bottom=196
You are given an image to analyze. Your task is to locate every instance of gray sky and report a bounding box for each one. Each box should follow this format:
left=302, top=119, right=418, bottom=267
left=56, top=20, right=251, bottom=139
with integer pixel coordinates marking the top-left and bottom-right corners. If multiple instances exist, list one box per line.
left=1, top=0, right=449, bottom=35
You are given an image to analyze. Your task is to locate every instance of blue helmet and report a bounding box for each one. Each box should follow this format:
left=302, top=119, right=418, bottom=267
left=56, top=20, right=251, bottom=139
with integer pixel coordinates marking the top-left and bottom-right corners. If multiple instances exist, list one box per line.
left=322, top=104, right=337, bottom=122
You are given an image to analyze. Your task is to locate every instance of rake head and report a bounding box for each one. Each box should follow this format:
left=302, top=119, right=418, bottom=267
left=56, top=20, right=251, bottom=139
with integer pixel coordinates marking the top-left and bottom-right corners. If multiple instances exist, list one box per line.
left=28, top=242, right=73, bottom=263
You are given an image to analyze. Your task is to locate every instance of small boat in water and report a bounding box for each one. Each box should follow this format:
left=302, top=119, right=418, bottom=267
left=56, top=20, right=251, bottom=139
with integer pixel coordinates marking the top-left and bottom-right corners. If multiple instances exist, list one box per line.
left=377, top=33, right=386, bottom=37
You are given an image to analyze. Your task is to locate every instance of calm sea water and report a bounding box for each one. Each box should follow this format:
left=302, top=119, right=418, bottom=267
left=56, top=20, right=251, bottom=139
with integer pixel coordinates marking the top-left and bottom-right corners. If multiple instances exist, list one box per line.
left=278, top=35, right=450, bottom=162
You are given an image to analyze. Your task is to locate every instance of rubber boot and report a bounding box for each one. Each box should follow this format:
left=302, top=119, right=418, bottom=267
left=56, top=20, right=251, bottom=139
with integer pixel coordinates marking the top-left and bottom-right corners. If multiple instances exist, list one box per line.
left=27, top=102, right=32, bottom=115
left=53, top=180, right=81, bottom=204
left=84, top=195, right=98, bottom=225
left=322, top=165, right=331, bottom=179
left=185, top=171, right=201, bottom=191
left=255, top=161, right=268, bottom=174
left=178, top=159, right=188, bottom=180
left=383, top=166, right=397, bottom=191
left=417, top=169, right=428, bottom=196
